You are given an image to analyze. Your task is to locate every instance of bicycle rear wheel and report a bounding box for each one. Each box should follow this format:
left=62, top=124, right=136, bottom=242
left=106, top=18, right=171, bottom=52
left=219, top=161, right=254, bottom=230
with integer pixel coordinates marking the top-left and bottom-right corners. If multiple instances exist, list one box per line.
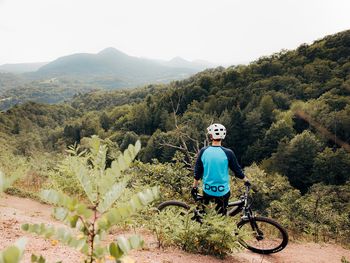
left=157, top=200, right=190, bottom=214
left=237, top=216, right=288, bottom=254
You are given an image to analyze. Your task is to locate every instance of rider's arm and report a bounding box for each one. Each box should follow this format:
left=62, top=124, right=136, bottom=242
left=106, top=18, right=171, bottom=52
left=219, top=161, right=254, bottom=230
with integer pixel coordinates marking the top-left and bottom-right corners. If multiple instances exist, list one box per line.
left=193, top=178, right=200, bottom=188
left=226, top=149, right=248, bottom=181
left=193, top=148, right=206, bottom=186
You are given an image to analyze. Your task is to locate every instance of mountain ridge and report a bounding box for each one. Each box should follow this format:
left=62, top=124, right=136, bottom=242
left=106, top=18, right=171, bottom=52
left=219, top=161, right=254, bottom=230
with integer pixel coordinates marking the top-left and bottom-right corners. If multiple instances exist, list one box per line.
left=24, top=48, right=213, bottom=88
left=0, top=62, right=48, bottom=73
left=0, top=48, right=214, bottom=88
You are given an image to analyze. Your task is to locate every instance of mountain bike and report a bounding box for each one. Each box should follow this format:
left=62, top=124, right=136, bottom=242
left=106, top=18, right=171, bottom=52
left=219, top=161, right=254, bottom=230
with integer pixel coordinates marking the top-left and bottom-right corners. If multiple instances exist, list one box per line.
left=157, top=185, right=288, bottom=254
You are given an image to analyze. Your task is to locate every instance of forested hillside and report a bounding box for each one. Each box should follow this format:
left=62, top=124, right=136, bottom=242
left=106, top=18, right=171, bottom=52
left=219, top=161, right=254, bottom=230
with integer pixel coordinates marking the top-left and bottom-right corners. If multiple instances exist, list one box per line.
left=0, top=48, right=210, bottom=110
left=1, top=30, right=349, bottom=245
left=1, top=30, right=350, bottom=186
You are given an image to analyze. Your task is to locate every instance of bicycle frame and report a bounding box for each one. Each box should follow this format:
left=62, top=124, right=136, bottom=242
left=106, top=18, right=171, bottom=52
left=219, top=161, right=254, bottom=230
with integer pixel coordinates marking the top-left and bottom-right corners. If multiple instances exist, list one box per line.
left=194, top=185, right=254, bottom=220
left=158, top=184, right=289, bottom=254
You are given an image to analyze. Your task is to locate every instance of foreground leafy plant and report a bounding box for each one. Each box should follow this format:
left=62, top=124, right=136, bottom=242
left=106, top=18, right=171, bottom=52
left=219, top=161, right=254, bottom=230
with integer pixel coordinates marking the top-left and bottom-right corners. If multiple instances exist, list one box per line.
left=0, top=238, right=27, bottom=263
left=0, top=171, right=26, bottom=263
left=22, top=136, right=159, bottom=263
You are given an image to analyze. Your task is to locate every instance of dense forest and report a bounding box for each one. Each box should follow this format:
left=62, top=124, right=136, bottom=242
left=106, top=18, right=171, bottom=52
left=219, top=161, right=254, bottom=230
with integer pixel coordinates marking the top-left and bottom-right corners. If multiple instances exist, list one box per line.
left=1, top=30, right=349, bottom=245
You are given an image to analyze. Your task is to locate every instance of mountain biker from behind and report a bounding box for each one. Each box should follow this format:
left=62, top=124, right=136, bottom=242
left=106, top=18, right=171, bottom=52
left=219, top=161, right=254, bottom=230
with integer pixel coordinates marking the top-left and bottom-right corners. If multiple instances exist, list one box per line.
left=192, top=123, right=250, bottom=215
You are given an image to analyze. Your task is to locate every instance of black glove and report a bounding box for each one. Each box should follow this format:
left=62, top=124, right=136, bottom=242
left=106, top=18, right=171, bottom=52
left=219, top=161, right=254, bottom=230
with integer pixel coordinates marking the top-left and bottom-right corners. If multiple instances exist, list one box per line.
left=191, top=187, right=198, bottom=200
left=244, top=180, right=251, bottom=187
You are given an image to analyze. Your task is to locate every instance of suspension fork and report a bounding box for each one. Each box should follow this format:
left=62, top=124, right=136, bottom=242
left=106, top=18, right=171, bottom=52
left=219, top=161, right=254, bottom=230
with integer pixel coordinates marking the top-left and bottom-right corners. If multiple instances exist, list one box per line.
left=247, top=209, right=264, bottom=240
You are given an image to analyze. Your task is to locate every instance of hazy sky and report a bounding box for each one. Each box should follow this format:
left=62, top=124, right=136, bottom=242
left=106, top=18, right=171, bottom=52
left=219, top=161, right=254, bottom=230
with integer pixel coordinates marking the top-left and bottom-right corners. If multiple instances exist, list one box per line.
left=0, top=0, right=349, bottom=65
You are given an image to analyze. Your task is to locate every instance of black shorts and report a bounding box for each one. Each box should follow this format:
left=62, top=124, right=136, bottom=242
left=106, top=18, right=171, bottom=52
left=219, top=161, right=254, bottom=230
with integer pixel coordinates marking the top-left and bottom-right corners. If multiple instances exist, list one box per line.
left=203, top=191, right=230, bottom=215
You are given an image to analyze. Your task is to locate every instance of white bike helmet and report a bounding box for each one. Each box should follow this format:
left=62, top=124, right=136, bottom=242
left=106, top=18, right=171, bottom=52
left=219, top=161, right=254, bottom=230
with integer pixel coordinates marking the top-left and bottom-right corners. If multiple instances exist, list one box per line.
left=207, top=123, right=226, bottom=140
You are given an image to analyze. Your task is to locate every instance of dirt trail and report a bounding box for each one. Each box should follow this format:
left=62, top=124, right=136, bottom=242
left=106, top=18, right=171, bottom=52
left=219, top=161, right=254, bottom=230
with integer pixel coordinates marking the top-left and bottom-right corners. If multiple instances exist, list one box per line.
left=1, top=194, right=349, bottom=263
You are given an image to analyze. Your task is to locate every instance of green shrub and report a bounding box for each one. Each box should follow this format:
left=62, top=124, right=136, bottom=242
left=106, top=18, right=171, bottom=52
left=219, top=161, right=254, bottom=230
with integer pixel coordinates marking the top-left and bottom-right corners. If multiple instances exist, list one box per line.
left=148, top=207, right=242, bottom=258
left=131, top=152, right=192, bottom=201
left=269, top=182, right=350, bottom=244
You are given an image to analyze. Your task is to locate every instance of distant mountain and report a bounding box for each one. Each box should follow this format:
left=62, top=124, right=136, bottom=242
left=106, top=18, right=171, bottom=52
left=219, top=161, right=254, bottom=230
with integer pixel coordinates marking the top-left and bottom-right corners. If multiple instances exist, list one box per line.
left=33, top=48, right=205, bottom=87
left=0, top=62, right=47, bottom=73
left=165, top=56, right=214, bottom=70
left=0, top=48, right=216, bottom=109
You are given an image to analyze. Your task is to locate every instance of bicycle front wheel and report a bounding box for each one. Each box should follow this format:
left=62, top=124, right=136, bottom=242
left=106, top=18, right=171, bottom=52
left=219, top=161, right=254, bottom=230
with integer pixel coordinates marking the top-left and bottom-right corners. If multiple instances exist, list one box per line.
left=237, top=216, right=288, bottom=254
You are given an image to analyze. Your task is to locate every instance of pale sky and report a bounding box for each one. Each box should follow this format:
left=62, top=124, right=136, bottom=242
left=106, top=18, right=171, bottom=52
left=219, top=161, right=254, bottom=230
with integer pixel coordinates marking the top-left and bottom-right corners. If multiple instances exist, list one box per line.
left=0, top=0, right=349, bottom=65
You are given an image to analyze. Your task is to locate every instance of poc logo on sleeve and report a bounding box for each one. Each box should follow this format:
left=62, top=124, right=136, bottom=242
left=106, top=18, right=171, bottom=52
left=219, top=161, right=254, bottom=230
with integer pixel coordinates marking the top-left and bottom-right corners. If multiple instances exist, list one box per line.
left=204, top=184, right=225, bottom=192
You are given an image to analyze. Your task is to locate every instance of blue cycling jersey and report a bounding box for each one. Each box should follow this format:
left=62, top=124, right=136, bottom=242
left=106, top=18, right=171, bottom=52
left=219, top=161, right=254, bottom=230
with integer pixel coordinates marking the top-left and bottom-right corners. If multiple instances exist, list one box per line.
left=194, top=146, right=245, bottom=197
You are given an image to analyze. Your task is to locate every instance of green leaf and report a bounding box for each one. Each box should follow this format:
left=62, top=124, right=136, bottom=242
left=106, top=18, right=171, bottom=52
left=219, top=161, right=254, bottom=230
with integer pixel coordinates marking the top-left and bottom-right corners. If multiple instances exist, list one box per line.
left=38, top=256, right=46, bottom=263
left=123, top=150, right=132, bottom=167
left=97, top=181, right=127, bottom=213
left=128, top=235, right=144, bottom=249
left=40, top=190, right=75, bottom=210
left=137, top=192, right=148, bottom=205
left=31, top=254, right=38, bottom=262
left=21, top=224, right=29, bottom=231
left=53, top=207, right=68, bottom=221
left=22, top=224, right=86, bottom=252
left=100, top=170, right=117, bottom=196
left=74, top=164, right=97, bottom=203
left=93, top=246, right=106, bottom=257
left=2, top=246, right=20, bottom=263
left=97, top=187, right=159, bottom=230
left=135, top=140, right=141, bottom=154
left=31, top=254, right=47, bottom=263
left=81, top=244, right=89, bottom=255
left=75, top=204, right=93, bottom=219
left=117, top=155, right=127, bottom=172
left=89, top=135, right=101, bottom=158
left=110, top=160, right=121, bottom=178
left=129, top=196, right=142, bottom=212
left=127, top=145, right=136, bottom=159
left=116, top=236, right=130, bottom=254
left=109, top=242, right=124, bottom=259
left=97, top=216, right=109, bottom=230
left=151, top=186, right=160, bottom=198
left=69, top=215, right=79, bottom=228
left=0, top=238, right=26, bottom=263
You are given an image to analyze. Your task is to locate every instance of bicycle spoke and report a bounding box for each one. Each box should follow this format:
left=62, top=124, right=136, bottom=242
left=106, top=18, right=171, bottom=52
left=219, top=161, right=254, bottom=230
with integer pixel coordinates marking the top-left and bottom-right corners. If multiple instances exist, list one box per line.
left=238, top=217, right=288, bottom=253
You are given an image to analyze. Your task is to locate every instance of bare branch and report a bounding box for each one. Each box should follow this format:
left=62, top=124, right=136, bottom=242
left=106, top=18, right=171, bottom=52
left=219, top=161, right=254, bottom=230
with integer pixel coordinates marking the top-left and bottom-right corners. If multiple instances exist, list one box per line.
left=159, top=142, right=186, bottom=151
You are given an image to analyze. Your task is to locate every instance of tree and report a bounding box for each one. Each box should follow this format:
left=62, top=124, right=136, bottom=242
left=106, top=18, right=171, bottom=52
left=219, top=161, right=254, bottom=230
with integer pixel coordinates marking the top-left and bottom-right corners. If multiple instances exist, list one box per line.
left=312, top=147, right=350, bottom=185
left=263, top=117, right=295, bottom=154
left=80, top=114, right=101, bottom=138
left=242, top=110, right=264, bottom=164
left=120, top=131, right=139, bottom=152
left=99, top=112, right=111, bottom=131
left=259, top=95, right=276, bottom=126
left=63, top=123, right=81, bottom=144
left=269, top=130, right=323, bottom=193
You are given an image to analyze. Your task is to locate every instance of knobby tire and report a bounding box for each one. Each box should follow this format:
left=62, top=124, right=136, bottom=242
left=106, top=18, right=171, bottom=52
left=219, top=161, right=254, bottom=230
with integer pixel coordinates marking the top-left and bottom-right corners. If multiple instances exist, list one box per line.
left=157, top=200, right=190, bottom=211
left=237, top=216, right=288, bottom=254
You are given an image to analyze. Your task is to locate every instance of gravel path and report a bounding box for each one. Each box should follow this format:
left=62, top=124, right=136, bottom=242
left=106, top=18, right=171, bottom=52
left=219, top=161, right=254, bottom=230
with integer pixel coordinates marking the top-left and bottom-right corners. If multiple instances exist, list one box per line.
left=1, top=194, right=349, bottom=263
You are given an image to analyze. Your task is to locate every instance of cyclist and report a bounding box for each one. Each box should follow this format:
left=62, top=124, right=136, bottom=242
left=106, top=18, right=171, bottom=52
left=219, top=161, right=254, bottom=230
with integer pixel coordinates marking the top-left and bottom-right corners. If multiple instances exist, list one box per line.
left=192, top=123, right=250, bottom=215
